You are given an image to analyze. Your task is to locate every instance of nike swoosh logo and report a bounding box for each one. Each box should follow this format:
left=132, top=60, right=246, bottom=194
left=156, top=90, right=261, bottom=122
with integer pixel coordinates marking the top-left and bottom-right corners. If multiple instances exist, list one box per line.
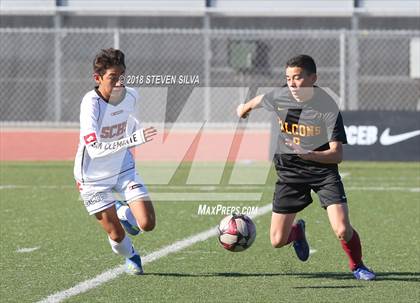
left=379, top=128, right=420, bottom=146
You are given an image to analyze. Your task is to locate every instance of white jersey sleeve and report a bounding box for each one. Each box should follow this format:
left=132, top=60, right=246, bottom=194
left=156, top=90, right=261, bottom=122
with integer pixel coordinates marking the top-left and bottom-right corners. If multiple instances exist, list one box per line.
left=85, top=129, right=146, bottom=159
left=79, top=95, right=100, bottom=147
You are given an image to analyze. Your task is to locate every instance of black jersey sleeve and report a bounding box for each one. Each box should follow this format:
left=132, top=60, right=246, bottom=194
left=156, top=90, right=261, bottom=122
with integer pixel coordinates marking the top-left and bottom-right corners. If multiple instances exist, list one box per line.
left=325, top=111, right=347, bottom=144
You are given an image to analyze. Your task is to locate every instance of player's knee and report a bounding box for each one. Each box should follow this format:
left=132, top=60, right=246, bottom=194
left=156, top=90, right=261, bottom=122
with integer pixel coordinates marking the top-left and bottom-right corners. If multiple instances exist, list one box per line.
left=334, top=226, right=351, bottom=240
left=139, top=217, right=155, bottom=232
left=270, top=234, right=288, bottom=248
left=108, top=228, right=125, bottom=242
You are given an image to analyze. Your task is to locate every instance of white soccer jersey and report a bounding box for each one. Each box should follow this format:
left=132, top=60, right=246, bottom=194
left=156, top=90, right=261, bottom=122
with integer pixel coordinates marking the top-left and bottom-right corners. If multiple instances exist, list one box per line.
left=74, top=87, right=141, bottom=183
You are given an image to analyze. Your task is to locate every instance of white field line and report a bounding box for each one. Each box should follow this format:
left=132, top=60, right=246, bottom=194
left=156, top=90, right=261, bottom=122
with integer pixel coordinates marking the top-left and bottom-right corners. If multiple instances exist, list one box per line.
left=16, top=246, right=40, bottom=253
left=309, top=248, right=317, bottom=256
left=340, top=172, right=350, bottom=178
left=37, top=204, right=272, bottom=303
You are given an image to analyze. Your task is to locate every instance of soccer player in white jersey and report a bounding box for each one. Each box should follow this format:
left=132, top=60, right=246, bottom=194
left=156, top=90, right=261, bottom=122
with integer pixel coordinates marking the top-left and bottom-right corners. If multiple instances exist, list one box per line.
left=74, top=48, right=157, bottom=275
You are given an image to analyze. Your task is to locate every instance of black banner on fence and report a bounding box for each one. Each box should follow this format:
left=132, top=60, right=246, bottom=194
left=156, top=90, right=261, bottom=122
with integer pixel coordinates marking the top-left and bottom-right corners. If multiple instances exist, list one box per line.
left=342, top=111, right=420, bottom=161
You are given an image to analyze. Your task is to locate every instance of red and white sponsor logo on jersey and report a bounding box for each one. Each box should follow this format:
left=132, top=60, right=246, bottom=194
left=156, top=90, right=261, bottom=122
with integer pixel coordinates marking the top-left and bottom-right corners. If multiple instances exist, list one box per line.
left=100, top=121, right=127, bottom=139
left=84, top=132, right=97, bottom=144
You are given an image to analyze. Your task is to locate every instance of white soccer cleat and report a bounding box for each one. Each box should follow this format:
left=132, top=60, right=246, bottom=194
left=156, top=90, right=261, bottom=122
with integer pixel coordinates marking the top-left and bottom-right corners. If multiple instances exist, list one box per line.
left=125, top=254, right=143, bottom=275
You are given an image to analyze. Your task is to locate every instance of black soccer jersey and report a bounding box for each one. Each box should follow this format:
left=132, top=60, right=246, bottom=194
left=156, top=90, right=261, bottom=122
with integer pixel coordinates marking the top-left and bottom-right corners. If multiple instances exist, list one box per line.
left=262, top=86, right=347, bottom=183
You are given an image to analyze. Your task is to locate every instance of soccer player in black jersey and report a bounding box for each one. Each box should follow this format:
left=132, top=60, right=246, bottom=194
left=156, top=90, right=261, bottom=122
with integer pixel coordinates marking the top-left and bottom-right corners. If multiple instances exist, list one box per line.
left=236, top=55, right=375, bottom=280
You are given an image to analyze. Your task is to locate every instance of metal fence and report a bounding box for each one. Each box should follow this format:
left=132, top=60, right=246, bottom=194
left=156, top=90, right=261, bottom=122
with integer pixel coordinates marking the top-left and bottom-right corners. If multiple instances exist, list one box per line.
left=0, top=28, right=419, bottom=125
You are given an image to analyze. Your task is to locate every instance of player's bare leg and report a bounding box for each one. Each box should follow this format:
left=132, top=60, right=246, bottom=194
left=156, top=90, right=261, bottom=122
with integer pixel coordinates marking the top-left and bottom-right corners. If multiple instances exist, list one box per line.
left=326, top=203, right=375, bottom=280
left=128, top=196, right=156, bottom=232
left=326, top=203, right=353, bottom=241
left=271, top=212, right=310, bottom=261
left=270, top=212, right=296, bottom=248
left=95, top=206, right=143, bottom=275
left=95, top=206, right=126, bottom=242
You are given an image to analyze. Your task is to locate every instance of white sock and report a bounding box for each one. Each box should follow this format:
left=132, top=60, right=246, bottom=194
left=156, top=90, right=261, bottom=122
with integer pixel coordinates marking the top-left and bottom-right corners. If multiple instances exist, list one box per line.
left=116, top=205, right=140, bottom=230
left=108, top=235, right=137, bottom=258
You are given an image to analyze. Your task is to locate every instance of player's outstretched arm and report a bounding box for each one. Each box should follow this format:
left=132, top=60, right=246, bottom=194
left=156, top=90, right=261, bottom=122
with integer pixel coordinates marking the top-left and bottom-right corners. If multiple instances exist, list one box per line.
left=236, top=95, right=264, bottom=119
left=85, top=127, right=157, bottom=159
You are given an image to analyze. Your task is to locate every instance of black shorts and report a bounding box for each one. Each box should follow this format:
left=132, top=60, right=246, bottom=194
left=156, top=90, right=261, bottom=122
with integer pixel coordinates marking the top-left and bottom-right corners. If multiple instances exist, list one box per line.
left=272, top=177, right=347, bottom=214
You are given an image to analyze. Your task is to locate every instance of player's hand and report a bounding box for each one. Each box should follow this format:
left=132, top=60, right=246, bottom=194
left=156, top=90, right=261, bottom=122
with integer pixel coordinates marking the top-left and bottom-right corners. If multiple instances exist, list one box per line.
left=142, top=127, right=158, bottom=142
left=236, top=104, right=250, bottom=119
left=285, top=139, right=312, bottom=160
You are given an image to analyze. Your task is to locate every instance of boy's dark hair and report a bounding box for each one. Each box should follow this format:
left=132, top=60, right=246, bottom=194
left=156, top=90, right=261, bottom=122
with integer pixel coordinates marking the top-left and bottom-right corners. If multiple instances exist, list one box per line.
left=286, top=54, right=317, bottom=75
left=93, top=48, right=126, bottom=76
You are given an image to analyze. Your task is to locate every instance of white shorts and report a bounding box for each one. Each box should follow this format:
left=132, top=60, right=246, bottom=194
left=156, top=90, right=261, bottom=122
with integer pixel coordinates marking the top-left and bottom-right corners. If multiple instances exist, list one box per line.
left=77, top=169, right=149, bottom=215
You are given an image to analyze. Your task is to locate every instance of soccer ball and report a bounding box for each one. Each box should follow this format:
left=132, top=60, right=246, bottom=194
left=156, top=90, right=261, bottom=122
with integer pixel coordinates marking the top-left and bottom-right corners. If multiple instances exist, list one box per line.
left=217, top=213, right=256, bottom=252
